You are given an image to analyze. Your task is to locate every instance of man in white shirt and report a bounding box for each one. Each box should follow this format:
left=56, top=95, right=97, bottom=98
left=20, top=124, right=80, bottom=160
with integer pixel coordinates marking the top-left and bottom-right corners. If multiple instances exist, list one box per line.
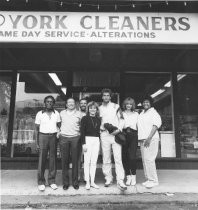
left=35, top=95, right=61, bottom=191
left=99, top=89, right=127, bottom=190
left=59, top=98, right=81, bottom=190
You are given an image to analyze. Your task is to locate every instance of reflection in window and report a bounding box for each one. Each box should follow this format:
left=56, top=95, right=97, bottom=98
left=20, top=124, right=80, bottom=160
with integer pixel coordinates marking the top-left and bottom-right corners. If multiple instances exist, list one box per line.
left=0, top=73, right=12, bottom=157
left=124, top=73, right=175, bottom=158
left=178, top=74, right=198, bottom=158
left=12, top=73, right=67, bottom=157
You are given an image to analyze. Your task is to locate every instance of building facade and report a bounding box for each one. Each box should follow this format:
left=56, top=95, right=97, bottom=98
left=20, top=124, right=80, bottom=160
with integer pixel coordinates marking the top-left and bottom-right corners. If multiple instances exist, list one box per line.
left=1, top=0, right=198, bottom=169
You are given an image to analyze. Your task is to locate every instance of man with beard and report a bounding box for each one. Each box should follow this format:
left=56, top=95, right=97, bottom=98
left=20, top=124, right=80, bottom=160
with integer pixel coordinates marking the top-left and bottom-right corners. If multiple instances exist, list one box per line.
left=79, top=98, right=88, bottom=182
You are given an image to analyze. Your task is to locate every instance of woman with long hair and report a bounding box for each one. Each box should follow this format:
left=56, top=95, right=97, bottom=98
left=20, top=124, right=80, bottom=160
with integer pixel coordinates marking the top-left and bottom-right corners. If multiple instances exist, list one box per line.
left=80, top=101, right=101, bottom=190
left=122, top=97, right=139, bottom=186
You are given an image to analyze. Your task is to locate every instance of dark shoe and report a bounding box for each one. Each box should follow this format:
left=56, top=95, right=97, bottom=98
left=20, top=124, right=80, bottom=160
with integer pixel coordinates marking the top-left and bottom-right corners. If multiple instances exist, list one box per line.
left=79, top=179, right=86, bottom=184
left=63, top=185, right=69, bottom=190
left=73, top=184, right=79, bottom=190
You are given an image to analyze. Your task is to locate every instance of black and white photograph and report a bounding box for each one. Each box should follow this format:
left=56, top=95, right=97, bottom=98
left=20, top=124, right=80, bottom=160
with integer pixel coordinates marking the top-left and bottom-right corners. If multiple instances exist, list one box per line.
left=0, top=0, right=198, bottom=209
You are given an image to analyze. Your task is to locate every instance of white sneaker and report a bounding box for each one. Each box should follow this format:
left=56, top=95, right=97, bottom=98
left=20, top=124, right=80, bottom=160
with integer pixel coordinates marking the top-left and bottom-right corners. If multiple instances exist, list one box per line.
left=142, top=180, right=149, bottom=186
left=131, top=175, right=136, bottom=186
left=117, top=180, right=127, bottom=191
left=125, top=175, right=132, bottom=186
left=38, top=185, right=45, bottom=191
left=145, top=181, right=159, bottom=188
left=85, top=182, right=90, bottom=190
left=91, top=183, right=100, bottom=189
left=104, top=180, right=112, bottom=187
left=50, top=184, right=58, bottom=190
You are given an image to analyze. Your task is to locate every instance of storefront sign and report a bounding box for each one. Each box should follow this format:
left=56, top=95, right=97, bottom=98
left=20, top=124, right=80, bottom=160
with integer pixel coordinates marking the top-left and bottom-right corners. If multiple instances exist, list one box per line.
left=0, top=12, right=198, bottom=44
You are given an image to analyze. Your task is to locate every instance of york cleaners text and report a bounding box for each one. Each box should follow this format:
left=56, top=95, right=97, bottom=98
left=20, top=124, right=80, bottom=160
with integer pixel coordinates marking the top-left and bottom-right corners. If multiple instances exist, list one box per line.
left=8, top=14, right=190, bottom=31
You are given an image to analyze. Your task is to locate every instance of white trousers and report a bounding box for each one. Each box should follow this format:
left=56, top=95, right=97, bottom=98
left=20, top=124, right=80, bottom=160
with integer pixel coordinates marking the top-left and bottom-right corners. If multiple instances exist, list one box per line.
left=84, top=136, right=100, bottom=183
left=101, top=131, right=125, bottom=182
left=140, top=138, right=159, bottom=183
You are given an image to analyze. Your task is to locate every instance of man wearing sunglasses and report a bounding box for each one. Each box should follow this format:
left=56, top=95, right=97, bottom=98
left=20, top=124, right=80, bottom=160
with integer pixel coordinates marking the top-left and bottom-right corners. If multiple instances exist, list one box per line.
left=35, top=95, right=61, bottom=191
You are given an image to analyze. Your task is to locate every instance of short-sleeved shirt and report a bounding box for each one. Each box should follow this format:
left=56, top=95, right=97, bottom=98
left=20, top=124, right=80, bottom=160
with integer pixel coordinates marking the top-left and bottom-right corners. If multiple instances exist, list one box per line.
left=35, top=110, right=61, bottom=133
left=137, top=107, right=162, bottom=140
left=60, top=109, right=81, bottom=137
left=123, top=111, right=139, bottom=131
left=99, top=102, right=123, bottom=130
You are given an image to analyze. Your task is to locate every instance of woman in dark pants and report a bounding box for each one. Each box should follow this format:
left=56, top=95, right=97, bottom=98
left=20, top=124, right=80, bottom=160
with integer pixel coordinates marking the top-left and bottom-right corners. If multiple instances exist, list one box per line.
left=122, top=97, right=139, bottom=186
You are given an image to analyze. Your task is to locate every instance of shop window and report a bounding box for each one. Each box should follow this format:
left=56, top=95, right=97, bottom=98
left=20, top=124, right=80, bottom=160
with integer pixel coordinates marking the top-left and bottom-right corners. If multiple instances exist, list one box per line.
left=177, top=74, right=198, bottom=158
left=124, top=73, right=175, bottom=158
left=0, top=73, right=12, bottom=157
left=12, top=73, right=67, bottom=157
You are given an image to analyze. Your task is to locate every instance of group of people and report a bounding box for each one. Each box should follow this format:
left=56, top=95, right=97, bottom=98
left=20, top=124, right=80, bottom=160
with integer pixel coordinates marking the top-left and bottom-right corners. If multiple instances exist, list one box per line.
left=35, top=88, right=162, bottom=192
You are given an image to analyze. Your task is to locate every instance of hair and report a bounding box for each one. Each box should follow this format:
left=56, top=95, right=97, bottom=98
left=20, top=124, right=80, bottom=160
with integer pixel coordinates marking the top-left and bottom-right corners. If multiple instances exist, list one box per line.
left=86, top=101, right=100, bottom=118
left=80, top=98, right=88, bottom=103
left=122, top=97, right=136, bottom=111
left=101, top=88, right=112, bottom=97
left=66, top=97, right=76, bottom=104
left=65, top=97, right=76, bottom=109
left=44, top=95, right=55, bottom=104
left=142, top=95, right=154, bottom=107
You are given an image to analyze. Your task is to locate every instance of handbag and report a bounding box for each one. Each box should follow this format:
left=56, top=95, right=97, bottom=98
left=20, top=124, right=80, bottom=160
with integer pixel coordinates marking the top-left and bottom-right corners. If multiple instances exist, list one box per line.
left=115, top=132, right=126, bottom=145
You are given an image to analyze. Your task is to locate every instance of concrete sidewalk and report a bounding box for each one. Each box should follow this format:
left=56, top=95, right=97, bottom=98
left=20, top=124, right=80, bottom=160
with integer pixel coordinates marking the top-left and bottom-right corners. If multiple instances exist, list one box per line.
left=1, top=169, right=198, bottom=208
left=1, top=169, right=198, bottom=195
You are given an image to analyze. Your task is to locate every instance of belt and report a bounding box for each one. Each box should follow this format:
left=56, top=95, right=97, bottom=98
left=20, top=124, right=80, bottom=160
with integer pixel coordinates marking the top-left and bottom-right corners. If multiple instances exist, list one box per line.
left=39, top=132, right=57, bottom=135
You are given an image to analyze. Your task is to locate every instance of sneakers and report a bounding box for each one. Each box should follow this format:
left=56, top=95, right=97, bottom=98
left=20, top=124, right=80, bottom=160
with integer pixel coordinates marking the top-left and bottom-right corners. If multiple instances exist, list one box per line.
left=126, top=175, right=136, bottom=186
left=85, top=182, right=91, bottom=190
left=145, top=181, right=159, bottom=188
left=142, top=180, right=149, bottom=186
left=50, top=183, right=58, bottom=190
left=38, top=185, right=45, bottom=191
left=91, top=183, right=100, bottom=189
left=131, top=175, right=136, bottom=186
left=104, top=180, right=112, bottom=187
left=125, top=175, right=132, bottom=186
left=117, top=180, right=127, bottom=191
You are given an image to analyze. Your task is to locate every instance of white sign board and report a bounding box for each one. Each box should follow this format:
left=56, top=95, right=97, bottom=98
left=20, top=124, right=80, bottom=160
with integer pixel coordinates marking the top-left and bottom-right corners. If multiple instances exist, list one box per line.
left=0, top=12, right=198, bottom=44
left=160, top=132, right=176, bottom=157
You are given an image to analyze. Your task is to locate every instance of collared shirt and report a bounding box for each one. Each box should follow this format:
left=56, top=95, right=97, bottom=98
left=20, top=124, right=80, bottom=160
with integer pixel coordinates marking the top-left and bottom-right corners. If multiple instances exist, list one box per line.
left=137, top=107, right=162, bottom=140
left=60, top=109, right=81, bottom=137
left=99, top=102, right=123, bottom=131
left=123, top=111, right=139, bottom=131
left=35, top=110, right=61, bottom=133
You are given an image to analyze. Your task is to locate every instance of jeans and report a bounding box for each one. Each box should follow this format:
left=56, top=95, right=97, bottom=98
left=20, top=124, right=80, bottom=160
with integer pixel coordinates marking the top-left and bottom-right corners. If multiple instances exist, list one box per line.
left=101, top=131, right=125, bottom=182
left=122, top=129, right=138, bottom=175
left=84, top=136, right=100, bottom=183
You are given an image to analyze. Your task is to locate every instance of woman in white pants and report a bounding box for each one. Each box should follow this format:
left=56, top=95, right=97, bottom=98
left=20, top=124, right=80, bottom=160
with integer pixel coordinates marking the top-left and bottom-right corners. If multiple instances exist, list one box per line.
left=137, top=96, right=162, bottom=189
left=80, top=101, right=101, bottom=190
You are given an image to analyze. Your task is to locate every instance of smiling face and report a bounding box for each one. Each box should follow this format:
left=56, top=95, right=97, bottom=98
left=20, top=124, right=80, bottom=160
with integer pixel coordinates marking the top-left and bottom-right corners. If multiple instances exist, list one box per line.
left=126, top=102, right=133, bottom=111
left=102, top=92, right=111, bottom=103
left=80, top=100, right=87, bottom=112
left=45, top=98, right=54, bottom=110
left=89, top=105, right=97, bottom=116
left=143, top=99, right=151, bottom=111
left=66, top=98, right=76, bottom=110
